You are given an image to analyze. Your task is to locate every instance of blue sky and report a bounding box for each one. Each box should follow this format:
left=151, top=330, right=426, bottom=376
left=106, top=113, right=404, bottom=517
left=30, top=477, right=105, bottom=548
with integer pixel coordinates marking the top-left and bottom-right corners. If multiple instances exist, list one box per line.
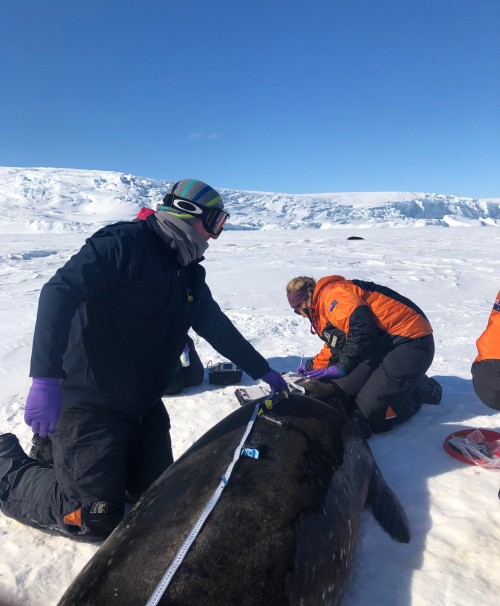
left=1, top=0, right=499, bottom=197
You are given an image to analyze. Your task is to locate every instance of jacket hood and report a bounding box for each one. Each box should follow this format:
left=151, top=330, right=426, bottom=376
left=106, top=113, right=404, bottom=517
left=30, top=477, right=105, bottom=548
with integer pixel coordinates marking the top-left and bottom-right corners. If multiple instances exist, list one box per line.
left=312, top=275, right=346, bottom=305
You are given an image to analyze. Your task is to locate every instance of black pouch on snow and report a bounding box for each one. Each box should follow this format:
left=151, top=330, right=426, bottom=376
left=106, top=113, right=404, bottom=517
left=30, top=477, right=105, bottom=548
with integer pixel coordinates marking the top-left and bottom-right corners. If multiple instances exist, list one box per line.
left=208, top=362, right=243, bottom=386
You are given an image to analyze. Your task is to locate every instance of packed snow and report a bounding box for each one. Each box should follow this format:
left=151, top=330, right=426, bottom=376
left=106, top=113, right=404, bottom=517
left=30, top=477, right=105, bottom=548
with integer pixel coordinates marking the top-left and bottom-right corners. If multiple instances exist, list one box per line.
left=0, top=166, right=499, bottom=606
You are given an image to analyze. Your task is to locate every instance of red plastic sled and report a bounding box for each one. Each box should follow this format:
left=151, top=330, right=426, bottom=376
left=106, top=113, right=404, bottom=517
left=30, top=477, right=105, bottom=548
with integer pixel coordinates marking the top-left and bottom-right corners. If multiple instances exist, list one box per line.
left=443, top=428, right=500, bottom=468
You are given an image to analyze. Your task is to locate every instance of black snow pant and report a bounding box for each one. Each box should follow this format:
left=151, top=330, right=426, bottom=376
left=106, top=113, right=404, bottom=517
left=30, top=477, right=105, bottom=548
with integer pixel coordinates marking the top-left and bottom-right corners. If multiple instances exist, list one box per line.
left=471, top=359, right=500, bottom=411
left=0, top=400, right=173, bottom=542
left=333, top=334, right=435, bottom=433
left=163, top=336, right=204, bottom=396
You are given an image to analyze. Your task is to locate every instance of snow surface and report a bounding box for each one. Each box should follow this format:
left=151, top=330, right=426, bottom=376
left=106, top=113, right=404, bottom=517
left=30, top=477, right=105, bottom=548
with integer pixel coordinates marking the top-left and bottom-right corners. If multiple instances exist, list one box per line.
left=0, top=166, right=499, bottom=606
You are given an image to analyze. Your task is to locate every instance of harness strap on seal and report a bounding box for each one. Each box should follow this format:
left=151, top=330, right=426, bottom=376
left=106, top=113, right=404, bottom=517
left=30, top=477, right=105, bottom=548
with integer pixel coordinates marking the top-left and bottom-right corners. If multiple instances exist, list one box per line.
left=145, top=401, right=261, bottom=606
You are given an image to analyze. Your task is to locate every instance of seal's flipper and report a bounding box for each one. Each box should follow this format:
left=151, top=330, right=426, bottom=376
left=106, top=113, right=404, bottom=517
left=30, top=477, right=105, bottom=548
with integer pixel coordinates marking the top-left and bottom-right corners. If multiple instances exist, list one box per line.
left=368, top=464, right=410, bottom=543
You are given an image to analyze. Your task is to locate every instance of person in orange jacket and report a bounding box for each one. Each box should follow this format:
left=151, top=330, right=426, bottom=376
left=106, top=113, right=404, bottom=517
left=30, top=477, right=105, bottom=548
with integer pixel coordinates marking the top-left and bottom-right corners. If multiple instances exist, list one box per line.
left=471, top=290, right=500, bottom=410
left=287, top=275, right=441, bottom=434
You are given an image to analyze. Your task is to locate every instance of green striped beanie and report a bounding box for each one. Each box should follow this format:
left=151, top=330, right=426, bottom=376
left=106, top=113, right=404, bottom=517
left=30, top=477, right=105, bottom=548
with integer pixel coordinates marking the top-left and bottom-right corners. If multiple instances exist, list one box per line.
left=161, top=179, right=224, bottom=225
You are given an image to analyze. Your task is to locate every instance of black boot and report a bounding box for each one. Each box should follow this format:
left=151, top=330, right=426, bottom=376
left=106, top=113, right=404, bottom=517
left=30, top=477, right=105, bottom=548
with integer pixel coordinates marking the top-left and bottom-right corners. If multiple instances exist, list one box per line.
left=415, top=376, right=442, bottom=405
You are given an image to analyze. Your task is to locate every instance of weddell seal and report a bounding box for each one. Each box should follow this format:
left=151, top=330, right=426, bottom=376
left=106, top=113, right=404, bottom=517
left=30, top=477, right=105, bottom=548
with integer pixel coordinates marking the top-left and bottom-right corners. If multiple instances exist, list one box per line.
left=58, top=389, right=410, bottom=606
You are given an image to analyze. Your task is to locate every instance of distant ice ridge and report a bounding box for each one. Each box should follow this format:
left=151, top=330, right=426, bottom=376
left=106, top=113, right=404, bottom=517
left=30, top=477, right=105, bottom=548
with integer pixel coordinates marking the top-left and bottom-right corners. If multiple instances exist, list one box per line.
left=0, top=166, right=498, bottom=234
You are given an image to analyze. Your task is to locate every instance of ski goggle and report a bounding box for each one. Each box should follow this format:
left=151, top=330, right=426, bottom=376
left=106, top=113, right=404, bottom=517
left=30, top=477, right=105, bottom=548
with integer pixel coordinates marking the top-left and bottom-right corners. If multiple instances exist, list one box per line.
left=159, top=194, right=229, bottom=237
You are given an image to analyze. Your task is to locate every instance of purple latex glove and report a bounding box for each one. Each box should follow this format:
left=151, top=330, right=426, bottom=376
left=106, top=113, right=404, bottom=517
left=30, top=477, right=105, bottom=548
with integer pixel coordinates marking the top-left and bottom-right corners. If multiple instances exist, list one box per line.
left=305, top=365, right=347, bottom=381
left=24, top=378, right=62, bottom=437
left=297, top=363, right=307, bottom=375
left=260, top=369, right=290, bottom=393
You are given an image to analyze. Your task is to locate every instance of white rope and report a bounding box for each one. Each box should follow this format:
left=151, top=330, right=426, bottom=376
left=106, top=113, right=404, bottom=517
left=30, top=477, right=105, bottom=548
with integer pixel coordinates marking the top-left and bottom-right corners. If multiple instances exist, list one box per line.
left=145, top=402, right=260, bottom=606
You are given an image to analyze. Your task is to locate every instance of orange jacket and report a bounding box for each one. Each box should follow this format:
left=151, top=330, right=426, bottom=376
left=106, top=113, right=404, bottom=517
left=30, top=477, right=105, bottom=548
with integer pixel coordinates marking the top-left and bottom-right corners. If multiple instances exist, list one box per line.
left=309, top=275, right=433, bottom=372
left=475, top=291, right=500, bottom=362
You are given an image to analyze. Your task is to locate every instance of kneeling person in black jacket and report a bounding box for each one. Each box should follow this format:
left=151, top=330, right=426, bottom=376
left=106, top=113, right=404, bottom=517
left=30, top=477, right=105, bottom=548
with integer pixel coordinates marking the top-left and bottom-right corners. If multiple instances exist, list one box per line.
left=0, top=179, right=287, bottom=542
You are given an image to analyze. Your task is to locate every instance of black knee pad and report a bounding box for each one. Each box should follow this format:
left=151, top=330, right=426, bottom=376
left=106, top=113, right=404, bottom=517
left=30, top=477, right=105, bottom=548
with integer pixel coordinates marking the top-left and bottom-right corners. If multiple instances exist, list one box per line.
left=81, top=501, right=124, bottom=540
left=365, top=411, right=388, bottom=433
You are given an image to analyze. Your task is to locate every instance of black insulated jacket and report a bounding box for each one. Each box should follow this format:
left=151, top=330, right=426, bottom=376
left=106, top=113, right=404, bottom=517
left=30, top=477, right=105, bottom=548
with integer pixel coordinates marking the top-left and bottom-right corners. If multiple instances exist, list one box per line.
left=30, top=217, right=269, bottom=418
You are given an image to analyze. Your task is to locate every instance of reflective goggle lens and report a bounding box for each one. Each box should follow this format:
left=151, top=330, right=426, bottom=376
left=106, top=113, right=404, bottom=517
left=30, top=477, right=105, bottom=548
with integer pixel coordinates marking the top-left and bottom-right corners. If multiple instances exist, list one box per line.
left=204, top=208, right=229, bottom=236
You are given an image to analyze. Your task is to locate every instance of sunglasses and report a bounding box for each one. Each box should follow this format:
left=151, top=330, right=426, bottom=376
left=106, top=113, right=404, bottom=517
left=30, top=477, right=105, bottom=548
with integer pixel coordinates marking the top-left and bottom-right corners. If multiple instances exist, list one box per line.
left=294, top=302, right=310, bottom=317
left=159, top=194, right=230, bottom=237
